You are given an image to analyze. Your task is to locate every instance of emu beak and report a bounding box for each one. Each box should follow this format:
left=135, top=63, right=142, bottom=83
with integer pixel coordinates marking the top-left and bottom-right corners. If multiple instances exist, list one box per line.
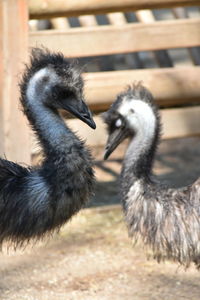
left=63, top=100, right=96, bottom=129
left=104, top=128, right=129, bottom=160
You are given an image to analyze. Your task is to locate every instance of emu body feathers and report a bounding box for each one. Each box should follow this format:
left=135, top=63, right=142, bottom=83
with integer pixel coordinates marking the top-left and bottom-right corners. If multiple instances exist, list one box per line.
left=0, top=48, right=95, bottom=245
left=103, top=83, right=200, bottom=268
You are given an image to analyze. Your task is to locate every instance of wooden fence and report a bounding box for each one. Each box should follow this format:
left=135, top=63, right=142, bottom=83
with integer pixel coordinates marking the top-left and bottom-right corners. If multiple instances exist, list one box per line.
left=0, top=0, right=200, bottom=162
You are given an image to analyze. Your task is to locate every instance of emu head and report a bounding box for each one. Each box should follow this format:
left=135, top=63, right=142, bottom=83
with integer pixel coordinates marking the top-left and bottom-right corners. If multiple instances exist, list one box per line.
left=102, top=83, right=160, bottom=159
left=20, top=48, right=96, bottom=129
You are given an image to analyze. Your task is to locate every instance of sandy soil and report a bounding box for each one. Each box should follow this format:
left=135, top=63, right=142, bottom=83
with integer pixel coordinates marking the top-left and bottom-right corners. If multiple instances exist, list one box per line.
left=0, top=137, right=200, bottom=300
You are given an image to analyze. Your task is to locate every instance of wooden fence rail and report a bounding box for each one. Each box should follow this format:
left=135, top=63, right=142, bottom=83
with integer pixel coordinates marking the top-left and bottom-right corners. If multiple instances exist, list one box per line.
left=29, top=0, right=200, bottom=19
left=83, top=67, right=200, bottom=110
left=29, top=19, right=200, bottom=58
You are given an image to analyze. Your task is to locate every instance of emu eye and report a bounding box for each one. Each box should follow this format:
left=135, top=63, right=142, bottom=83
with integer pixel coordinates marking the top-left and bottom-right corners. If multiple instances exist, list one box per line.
left=62, top=90, right=75, bottom=99
left=115, top=119, right=122, bottom=128
left=130, top=108, right=135, bottom=113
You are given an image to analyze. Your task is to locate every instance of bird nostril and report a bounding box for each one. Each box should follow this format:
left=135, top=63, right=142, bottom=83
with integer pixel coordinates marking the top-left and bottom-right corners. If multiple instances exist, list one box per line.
left=83, top=114, right=89, bottom=119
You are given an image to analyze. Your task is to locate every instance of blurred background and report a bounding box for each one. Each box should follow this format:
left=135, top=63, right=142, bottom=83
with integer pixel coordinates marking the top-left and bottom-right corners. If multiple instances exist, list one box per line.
left=0, top=1, right=200, bottom=299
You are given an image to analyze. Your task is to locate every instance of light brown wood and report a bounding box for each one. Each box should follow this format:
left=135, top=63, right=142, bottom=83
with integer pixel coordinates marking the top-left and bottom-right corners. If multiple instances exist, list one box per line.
left=172, top=7, right=200, bottom=66
left=107, top=12, right=127, bottom=25
left=28, top=0, right=200, bottom=19
left=29, top=20, right=38, bottom=31
left=161, top=106, right=200, bottom=139
left=0, top=0, right=31, bottom=163
left=78, top=15, right=98, bottom=27
left=134, top=10, right=174, bottom=68
left=106, top=12, right=142, bottom=69
left=135, top=9, right=155, bottom=23
left=50, top=17, right=70, bottom=30
left=82, top=67, right=200, bottom=110
left=29, top=19, right=200, bottom=58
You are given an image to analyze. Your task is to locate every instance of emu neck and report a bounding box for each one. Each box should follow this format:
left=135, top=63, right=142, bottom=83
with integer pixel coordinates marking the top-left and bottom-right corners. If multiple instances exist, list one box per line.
left=122, top=118, right=159, bottom=188
left=25, top=68, right=79, bottom=159
left=123, top=134, right=151, bottom=178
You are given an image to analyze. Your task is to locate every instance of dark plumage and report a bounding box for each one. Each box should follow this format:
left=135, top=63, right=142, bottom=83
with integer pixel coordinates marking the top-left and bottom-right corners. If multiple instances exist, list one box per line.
left=0, top=48, right=96, bottom=245
left=103, top=83, right=200, bottom=269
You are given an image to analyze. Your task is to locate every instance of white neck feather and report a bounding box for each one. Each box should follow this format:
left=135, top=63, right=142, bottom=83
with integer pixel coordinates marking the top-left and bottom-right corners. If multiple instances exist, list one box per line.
left=26, top=67, right=58, bottom=103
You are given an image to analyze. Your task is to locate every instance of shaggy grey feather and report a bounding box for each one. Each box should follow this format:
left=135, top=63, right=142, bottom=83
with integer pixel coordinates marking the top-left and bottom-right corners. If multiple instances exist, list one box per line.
left=0, top=48, right=96, bottom=246
left=103, top=82, right=200, bottom=269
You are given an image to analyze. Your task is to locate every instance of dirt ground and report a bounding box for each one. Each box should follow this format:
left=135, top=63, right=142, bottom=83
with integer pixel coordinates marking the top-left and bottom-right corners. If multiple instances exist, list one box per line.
left=1, top=137, right=200, bottom=300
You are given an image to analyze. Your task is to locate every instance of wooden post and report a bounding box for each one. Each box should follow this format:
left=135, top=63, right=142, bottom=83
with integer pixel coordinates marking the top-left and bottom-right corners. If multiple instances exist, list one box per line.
left=0, top=0, right=31, bottom=163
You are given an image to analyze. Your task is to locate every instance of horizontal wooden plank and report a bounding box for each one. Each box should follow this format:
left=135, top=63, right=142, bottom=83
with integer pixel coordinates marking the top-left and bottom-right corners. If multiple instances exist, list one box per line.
left=29, top=0, right=200, bottom=19
left=31, top=106, right=200, bottom=155
left=29, top=19, right=200, bottom=58
left=162, top=106, right=200, bottom=139
left=83, top=67, right=200, bottom=111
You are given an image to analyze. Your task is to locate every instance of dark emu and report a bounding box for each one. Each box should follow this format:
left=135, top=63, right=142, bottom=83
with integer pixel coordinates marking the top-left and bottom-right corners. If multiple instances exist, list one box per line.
left=0, top=48, right=96, bottom=246
left=103, top=82, right=200, bottom=269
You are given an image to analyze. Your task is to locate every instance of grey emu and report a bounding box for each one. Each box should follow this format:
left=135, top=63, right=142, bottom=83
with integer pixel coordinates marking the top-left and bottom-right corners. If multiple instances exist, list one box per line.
left=0, top=48, right=96, bottom=245
left=103, top=83, right=200, bottom=268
